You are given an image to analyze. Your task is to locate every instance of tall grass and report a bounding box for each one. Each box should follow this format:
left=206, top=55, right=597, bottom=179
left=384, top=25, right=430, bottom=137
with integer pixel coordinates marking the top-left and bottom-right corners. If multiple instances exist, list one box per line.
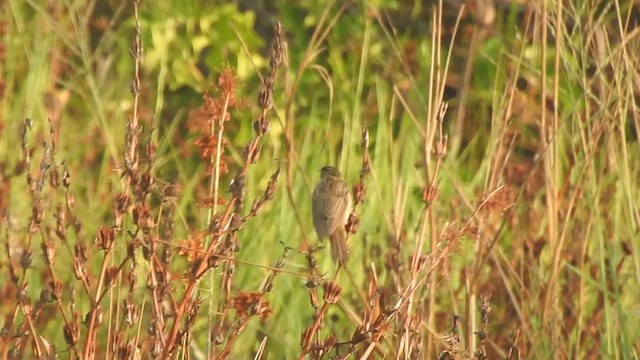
left=1, top=0, right=638, bottom=359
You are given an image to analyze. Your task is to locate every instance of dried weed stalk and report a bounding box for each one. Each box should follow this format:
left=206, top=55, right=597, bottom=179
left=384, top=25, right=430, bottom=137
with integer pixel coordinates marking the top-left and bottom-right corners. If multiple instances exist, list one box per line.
left=162, top=22, right=284, bottom=358
left=0, top=3, right=286, bottom=358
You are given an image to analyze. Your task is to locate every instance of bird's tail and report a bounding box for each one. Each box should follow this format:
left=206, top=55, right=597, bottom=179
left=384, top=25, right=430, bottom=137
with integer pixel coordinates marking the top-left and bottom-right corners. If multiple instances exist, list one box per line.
left=329, top=227, right=349, bottom=266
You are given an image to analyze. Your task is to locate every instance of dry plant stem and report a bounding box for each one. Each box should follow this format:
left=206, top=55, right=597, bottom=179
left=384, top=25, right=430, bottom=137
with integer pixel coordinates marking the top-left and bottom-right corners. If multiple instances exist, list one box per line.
left=215, top=315, right=251, bottom=360
left=377, top=266, right=432, bottom=354
left=407, top=2, right=461, bottom=354
left=127, top=0, right=142, bottom=173
left=149, top=224, right=179, bottom=331
left=162, top=23, right=283, bottom=358
left=545, top=0, right=564, bottom=343
left=40, top=240, right=73, bottom=342
left=83, top=248, right=113, bottom=358
left=132, top=295, right=147, bottom=353
left=348, top=247, right=453, bottom=359
left=424, top=10, right=444, bottom=355
left=49, top=157, right=84, bottom=359
left=4, top=241, right=43, bottom=358
left=83, top=1, right=145, bottom=358
left=82, top=0, right=144, bottom=350
left=207, top=77, right=230, bottom=359
left=92, top=255, right=136, bottom=305
left=151, top=256, right=174, bottom=330
left=300, top=281, right=343, bottom=360
left=408, top=104, right=447, bottom=358
left=253, top=337, right=268, bottom=360
left=301, top=304, right=331, bottom=354
left=467, top=121, right=566, bottom=352
left=41, top=270, right=79, bottom=357
left=359, top=343, right=376, bottom=360
left=163, top=223, right=228, bottom=354
left=0, top=309, right=14, bottom=357
left=106, top=285, right=117, bottom=359
left=212, top=24, right=283, bottom=356
left=9, top=120, right=57, bottom=358
left=341, top=127, right=372, bottom=296
left=156, top=239, right=307, bottom=279
left=210, top=94, right=229, bottom=219
left=467, top=7, right=532, bottom=310
left=538, top=1, right=561, bottom=345
left=260, top=245, right=291, bottom=293
left=216, top=264, right=233, bottom=355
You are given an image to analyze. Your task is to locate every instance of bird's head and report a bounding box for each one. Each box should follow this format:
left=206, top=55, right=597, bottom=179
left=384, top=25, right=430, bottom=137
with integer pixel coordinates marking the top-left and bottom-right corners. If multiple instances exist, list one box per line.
left=320, top=166, right=341, bottom=178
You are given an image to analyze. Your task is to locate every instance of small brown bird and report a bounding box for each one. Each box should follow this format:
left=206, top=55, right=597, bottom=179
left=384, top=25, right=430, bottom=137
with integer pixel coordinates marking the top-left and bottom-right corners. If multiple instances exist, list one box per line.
left=312, top=166, right=352, bottom=265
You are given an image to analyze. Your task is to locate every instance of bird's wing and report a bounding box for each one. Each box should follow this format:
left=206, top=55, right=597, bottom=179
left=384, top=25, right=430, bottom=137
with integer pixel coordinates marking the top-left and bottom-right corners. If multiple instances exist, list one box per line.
left=317, top=180, right=352, bottom=234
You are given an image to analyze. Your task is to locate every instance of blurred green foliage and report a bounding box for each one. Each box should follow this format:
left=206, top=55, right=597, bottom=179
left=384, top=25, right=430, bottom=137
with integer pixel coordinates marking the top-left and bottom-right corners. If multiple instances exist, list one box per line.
left=2, top=0, right=639, bottom=358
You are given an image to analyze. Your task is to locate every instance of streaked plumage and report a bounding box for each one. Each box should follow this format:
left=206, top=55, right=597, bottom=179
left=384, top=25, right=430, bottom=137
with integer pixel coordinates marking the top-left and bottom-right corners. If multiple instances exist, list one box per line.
left=312, top=166, right=352, bottom=265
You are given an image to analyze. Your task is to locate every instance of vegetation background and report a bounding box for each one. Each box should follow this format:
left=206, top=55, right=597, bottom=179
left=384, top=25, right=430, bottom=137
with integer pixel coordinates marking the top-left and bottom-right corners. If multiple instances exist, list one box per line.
left=1, top=0, right=639, bottom=359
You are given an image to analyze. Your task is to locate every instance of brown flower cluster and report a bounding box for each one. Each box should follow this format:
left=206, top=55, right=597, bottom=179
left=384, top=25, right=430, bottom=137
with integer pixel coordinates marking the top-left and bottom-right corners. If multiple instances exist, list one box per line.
left=230, top=291, right=272, bottom=321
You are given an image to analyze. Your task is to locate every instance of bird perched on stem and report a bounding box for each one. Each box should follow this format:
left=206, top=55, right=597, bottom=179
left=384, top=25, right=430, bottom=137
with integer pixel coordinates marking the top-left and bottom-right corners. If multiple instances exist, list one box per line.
left=312, top=166, right=352, bottom=265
